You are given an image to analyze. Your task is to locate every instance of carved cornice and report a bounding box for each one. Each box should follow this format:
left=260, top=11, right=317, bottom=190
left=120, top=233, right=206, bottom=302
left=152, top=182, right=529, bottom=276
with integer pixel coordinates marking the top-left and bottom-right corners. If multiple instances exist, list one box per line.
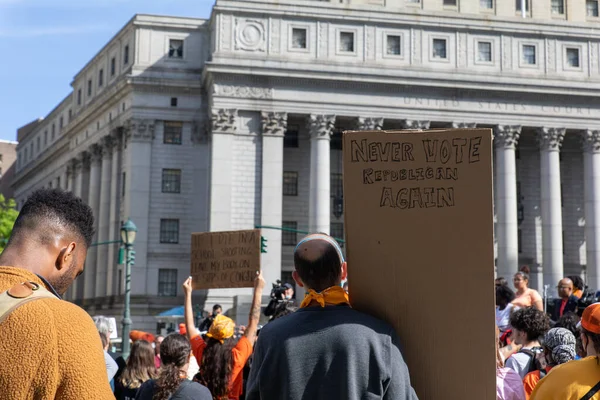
left=102, top=134, right=115, bottom=156
left=538, top=127, right=566, bottom=151
left=307, top=114, right=336, bottom=140
left=213, top=84, right=273, bottom=99
left=191, top=121, right=209, bottom=145
left=90, top=143, right=104, bottom=164
left=211, top=109, right=238, bottom=133
left=494, top=125, right=521, bottom=149
left=79, top=151, right=91, bottom=170
left=356, top=117, right=384, bottom=131
left=402, top=120, right=430, bottom=130
left=581, top=130, right=600, bottom=154
left=261, top=112, right=287, bottom=136
left=452, top=122, right=477, bottom=129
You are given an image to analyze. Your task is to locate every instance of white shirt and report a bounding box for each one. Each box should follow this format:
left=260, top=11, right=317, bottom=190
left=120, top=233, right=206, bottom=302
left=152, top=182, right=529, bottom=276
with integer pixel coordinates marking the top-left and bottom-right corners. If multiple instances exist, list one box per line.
left=496, top=304, right=514, bottom=332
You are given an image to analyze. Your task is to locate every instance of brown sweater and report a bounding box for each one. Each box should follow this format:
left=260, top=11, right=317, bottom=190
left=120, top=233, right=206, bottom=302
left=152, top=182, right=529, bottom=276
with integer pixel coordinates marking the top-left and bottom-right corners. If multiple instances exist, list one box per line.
left=0, top=266, right=114, bottom=400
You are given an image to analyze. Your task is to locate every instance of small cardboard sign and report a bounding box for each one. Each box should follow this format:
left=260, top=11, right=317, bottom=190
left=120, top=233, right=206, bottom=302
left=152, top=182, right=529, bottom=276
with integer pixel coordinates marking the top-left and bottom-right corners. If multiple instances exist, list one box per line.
left=190, top=229, right=260, bottom=289
left=343, top=129, right=495, bottom=400
left=108, top=317, right=118, bottom=339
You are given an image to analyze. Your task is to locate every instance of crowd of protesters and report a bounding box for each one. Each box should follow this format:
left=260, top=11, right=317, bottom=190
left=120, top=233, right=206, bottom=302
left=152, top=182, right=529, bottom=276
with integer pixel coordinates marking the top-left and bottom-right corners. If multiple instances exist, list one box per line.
left=495, top=265, right=600, bottom=400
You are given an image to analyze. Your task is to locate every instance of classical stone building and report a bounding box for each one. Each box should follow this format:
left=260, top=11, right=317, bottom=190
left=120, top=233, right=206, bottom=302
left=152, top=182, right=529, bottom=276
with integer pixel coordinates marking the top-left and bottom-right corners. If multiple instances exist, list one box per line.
left=13, top=0, right=600, bottom=330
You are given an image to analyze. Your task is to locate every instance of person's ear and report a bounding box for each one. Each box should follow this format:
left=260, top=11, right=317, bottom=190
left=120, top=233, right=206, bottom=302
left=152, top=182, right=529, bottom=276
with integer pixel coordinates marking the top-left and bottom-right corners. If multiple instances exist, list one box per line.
left=341, top=262, right=348, bottom=281
left=292, top=271, right=304, bottom=288
left=55, top=242, right=76, bottom=271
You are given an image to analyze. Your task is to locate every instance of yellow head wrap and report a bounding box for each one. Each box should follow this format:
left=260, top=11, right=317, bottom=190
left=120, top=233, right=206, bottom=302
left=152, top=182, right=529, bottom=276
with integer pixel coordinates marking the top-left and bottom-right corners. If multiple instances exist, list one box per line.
left=206, top=314, right=235, bottom=344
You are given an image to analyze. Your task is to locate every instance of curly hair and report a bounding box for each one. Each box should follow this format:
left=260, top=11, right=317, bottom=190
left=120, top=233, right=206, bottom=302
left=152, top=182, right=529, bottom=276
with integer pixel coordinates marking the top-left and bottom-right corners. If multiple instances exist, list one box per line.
left=153, top=334, right=190, bottom=400
left=509, top=307, right=550, bottom=341
left=555, top=312, right=581, bottom=337
left=198, top=337, right=236, bottom=399
left=11, top=188, right=95, bottom=247
left=119, top=340, right=157, bottom=390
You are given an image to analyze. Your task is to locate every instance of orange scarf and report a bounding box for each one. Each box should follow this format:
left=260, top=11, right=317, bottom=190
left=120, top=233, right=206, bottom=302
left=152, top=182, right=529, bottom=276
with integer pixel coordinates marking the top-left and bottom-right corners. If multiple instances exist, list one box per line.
left=300, top=286, right=351, bottom=308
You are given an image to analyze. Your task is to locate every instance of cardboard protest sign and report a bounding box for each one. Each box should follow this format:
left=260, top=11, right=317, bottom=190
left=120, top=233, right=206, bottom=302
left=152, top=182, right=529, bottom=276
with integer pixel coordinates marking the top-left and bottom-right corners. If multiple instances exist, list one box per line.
left=191, top=229, right=260, bottom=289
left=343, top=129, right=495, bottom=400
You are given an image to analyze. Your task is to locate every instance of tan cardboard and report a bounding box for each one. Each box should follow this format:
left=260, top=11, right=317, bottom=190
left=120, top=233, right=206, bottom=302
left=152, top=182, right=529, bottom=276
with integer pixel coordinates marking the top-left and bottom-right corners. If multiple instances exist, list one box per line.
left=190, top=229, right=260, bottom=289
left=343, top=128, right=495, bottom=400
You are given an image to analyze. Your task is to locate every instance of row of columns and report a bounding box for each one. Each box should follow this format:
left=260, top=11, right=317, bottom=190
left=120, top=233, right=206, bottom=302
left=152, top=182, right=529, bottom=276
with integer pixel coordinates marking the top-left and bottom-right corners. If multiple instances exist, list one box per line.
left=65, top=129, right=125, bottom=301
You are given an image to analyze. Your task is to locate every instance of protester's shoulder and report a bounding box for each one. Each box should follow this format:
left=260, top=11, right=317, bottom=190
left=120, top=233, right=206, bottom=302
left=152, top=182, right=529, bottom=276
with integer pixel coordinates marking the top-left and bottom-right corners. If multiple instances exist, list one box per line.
left=135, top=379, right=156, bottom=399
left=47, top=300, right=98, bottom=332
left=547, top=356, right=598, bottom=376
left=180, top=381, right=212, bottom=399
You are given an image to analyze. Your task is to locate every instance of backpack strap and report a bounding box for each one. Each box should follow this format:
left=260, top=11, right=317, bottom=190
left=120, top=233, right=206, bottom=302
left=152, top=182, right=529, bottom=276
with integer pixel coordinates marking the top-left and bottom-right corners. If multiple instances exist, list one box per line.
left=0, top=281, right=57, bottom=324
left=580, top=381, right=600, bottom=400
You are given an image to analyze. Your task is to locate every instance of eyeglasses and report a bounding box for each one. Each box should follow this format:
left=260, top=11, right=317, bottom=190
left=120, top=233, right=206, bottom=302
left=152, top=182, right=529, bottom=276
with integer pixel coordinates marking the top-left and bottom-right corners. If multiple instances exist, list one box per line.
left=557, top=286, right=571, bottom=290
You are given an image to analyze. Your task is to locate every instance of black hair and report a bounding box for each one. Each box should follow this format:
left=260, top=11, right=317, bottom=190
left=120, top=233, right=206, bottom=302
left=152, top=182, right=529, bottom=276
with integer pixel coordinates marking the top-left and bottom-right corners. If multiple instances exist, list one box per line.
left=555, top=312, right=581, bottom=338
left=496, top=285, right=515, bottom=304
left=154, top=334, right=190, bottom=400
left=509, top=307, right=550, bottom=341
left=11, top=189, right=95, bottom=247
left=213, top=304, right=222, bottom=312
left=294, top=236, right=343, bottom=292
left=568, top=275, right=585, bottom=291
left=495, top=277, right=508, bottom=287
left=271, top=303, right=298, bottom=321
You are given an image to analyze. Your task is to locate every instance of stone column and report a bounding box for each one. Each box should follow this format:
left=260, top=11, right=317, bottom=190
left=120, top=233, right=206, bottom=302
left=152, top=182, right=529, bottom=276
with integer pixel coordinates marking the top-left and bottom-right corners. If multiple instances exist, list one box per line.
left=357, top=117, right=384, bottom=131
left=84, top=143, right=103, bottom=300
left=95, top=135, right=114, bottom=298
left=123, top=119, right=154, bottom=296
left=582, top=130, right=600, bottom=290
left=494, top=125, right=521, bottom=280
left=402, top=120, right=430, bottom=130
left=260, top=112, right=286, bottom=290
left=452, top=122, right=477, bottom=129
left=108, top=129, right=124, bottom=296
left=307, top=114, right=335, bottom=234
left=209, top=109, right=237, bottom=231
left=538, top=127, right=566, bottom=289
left=72, top=154, right=87, bottom=301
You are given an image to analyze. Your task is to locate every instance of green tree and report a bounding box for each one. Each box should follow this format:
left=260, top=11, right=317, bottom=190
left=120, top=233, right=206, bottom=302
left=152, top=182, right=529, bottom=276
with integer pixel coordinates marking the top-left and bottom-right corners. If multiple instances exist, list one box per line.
left=0, top=195, right=18, bottom=253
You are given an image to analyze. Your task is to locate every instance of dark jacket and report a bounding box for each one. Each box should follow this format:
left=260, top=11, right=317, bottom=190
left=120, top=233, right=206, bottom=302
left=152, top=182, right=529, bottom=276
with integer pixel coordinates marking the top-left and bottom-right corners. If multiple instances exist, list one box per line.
left=551, top=295, right=579, bottom=322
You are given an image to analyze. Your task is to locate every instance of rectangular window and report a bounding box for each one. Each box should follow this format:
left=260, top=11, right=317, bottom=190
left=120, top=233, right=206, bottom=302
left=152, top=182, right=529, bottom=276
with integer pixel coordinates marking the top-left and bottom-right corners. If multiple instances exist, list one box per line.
left=59, top=116, right=63, bottom=130
left=444, top=0, right=457, bottom=5
left=566, top=48, right=580, bottom=68
left=77, top=89, right=82, bottom=105
left=516, top=0, right=530, bottom=11
left=282, top=221, right=298, bottom=246
left=478, top=41, right=492, bottom=62
left=480, top=0, right=493, bottom=8
left=122, top=172, right=126, bottom=197
left=522, top=45, right=536, bottom=65
left=111, top=57, right=116, bottom=76
left=162, top=169, right=182, bottom=193
left=552, top=0, right=565, bottom=13
left=284, top=125, right=299, bottom=148
left=164, top=121, right=183, bottom=144
left=386, top=35, right=402, bottom=55
left=518, top=229, right=523, bottom=253
left=160, top=219, right=180, bottom=244
left=331, top=173, right=343, bottom=197
left=292, top=28, right=307, bottom=49
left=36, top=137, right=40, bottom=153
left=158, top=269, right=178, bottom=297
left=588, top=0, right=599, bottom=16
left=406, top=0, right=420, bottom=3
left=283, top=171, right=298, bottom=196
left=98, top=69, right=104, bottom=87
left=124, top=45, right=130, bottom=65
left=68, top=109, right=72, bottom=122
left=87, top=79, right=92, bottom=97
left=330, top=222, right=344, bottom=247
left=339, top=32, right=355, bottom=53
left=44, top=130, right=48, bottom=146
left=433, top=38, right=447, bottom=59
left=57, top=177, right=60, bottom=189
left=169, top=39, right=184, bottom=58
left=170, top=97, right=178, bottom=107
left=51, top=124, right=55, bottom=140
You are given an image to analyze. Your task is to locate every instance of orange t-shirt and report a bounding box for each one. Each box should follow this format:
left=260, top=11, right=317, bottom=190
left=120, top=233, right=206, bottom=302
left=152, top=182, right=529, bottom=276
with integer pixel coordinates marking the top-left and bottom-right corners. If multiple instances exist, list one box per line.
left=512, top=289, right=542, bottom=309
left=523, top=366, right=553, bottom=399
left=190, top=334, right=253, bottom=400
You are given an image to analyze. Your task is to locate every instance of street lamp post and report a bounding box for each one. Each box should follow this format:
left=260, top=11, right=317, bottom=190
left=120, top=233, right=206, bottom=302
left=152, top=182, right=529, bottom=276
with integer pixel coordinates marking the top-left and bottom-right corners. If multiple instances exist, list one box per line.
left=120, top=219, right=137, bottom=360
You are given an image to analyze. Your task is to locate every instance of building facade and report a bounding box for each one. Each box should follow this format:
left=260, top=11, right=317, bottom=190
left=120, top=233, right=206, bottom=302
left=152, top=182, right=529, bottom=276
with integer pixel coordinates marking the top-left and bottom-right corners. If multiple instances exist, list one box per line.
left=13, top=0, right=600, bottom=331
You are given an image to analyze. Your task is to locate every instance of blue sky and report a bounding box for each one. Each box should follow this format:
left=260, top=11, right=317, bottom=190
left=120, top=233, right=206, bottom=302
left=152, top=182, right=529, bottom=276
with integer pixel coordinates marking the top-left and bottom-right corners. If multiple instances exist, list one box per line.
left=0, top=0, right=214, bottom=141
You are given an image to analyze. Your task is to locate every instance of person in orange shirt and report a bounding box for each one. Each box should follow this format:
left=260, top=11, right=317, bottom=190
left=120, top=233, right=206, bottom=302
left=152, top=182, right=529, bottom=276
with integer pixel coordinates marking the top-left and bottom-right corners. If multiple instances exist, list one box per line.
left=512, top=266, right=543, bottom=311
left=183, top=272, right=265, bottom=400
left=522, top=327, right=576, bottom=399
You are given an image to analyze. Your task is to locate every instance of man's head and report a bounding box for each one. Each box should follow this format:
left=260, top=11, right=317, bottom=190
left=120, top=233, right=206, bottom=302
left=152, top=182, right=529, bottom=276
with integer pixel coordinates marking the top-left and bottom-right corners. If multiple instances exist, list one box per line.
left=93, top=316, right=113, bottom=345
left=509, top=307, right=550, bottom=345
left=578, top=303, right=600, bottom=357
left=213, top=304, right=222, bottom=316
left=495, top=277, right=507, bottom=287
left=3, top=189, right=94, bottom=295
left=283, top=283, right=294, bottom=300
left=495, top=284, right=515, bottom=308
left=293, top=233, right=346, bottom=292
left=558, top=278, right=574, bottom=299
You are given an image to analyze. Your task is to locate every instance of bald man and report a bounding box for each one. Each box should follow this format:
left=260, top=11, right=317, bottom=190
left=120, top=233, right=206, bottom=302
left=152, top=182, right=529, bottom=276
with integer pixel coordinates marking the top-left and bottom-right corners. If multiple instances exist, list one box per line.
left=551, top=278, right=579, bottom=322
left=246, top=233, right=418, bottom=400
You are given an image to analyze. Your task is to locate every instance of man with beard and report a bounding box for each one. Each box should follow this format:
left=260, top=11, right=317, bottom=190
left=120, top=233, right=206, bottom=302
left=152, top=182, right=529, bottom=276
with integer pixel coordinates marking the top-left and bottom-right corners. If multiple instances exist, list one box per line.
left=0, top=189, right=113, bottom=399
